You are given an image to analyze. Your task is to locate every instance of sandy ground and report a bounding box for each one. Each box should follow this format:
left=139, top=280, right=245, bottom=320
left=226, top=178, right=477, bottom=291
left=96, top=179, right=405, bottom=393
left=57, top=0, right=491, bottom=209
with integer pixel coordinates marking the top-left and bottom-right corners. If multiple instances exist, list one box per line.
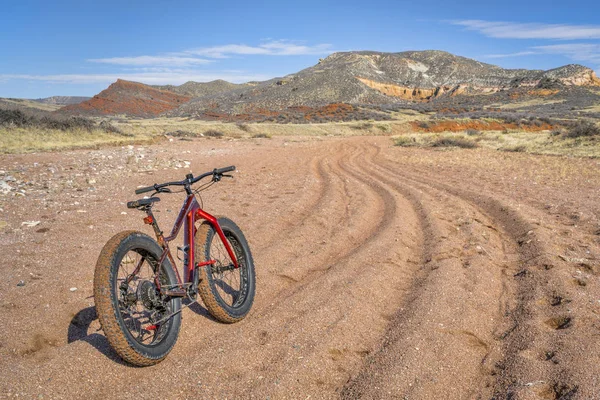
left=1, top=135, right=599, bottom=399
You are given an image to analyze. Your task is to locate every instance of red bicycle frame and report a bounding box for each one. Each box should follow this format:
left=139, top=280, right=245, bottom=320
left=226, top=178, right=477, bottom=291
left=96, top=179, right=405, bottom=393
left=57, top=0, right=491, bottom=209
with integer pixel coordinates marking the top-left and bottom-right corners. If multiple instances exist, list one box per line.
left=143, top=194, right=239, bottom=295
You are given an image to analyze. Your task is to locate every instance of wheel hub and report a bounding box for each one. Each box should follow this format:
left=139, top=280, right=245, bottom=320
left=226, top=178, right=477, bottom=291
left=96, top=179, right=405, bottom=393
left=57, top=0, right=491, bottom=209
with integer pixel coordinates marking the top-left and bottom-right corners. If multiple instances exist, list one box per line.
left=138, top=280, right=160, bottom=310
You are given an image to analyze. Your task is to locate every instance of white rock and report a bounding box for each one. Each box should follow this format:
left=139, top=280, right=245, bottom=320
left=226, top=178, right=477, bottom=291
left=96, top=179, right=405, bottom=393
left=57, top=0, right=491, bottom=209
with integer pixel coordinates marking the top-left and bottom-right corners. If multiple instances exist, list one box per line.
left=0, top=181, right=12, bottom=194
left=69, top=287, right=78, bottom=292
left=21, top=221, right=41, bottom=227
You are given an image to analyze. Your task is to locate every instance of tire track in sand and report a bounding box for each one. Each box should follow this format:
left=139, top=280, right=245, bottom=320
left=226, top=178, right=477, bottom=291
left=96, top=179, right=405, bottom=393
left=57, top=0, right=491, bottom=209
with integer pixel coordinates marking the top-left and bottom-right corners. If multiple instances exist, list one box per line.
left=6, top=139, right=425, bottom=399
left=352, top=139, right=577, bottom=399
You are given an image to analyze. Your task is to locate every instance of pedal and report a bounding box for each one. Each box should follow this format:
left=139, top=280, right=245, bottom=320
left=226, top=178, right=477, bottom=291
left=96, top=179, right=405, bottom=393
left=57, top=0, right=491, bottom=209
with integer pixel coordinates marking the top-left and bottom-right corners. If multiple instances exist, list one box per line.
left=164, top=289, right=186, bottom=297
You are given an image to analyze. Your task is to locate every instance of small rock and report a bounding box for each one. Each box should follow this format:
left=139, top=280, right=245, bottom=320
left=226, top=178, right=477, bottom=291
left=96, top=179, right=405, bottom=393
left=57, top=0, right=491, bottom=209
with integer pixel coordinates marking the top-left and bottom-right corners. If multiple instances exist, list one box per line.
left=21, top=221, right=41, bottom=228
left=17, top=280, right=25, bottom=287
left=121, top=211, right=127, bottom=215
left=70, top=287, right=78, bottom=292
left=0, top=181, right=13, bottom=194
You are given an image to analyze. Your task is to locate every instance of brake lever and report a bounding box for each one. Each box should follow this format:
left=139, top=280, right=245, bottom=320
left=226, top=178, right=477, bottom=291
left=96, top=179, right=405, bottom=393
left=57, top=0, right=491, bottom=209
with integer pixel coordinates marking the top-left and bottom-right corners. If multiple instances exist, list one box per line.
left=150, top=187, right=172, bottom=196
left=222, top=174, right=234, bottom=179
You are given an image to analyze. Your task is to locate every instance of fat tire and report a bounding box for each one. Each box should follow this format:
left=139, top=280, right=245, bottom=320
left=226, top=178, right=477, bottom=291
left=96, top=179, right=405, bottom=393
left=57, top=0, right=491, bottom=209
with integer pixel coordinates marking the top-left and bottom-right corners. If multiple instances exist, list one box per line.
left=94, top=230, right=181, bottom=366
left=196, top=218, right=256, bottom=323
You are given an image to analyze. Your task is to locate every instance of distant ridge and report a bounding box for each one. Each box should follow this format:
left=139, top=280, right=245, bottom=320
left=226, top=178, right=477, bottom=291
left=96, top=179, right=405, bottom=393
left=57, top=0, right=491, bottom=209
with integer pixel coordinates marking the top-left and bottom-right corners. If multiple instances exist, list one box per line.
left=153, top=79, right=251, bottom=98
left=56, top=50, right=600, bottom=118
left=35, top=96, right=90, bottom=106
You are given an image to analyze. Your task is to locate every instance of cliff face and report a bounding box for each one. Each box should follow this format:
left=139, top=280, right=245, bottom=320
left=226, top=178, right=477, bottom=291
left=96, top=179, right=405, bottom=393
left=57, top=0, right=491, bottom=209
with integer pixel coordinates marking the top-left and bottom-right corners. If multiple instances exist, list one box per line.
left=349, top=52, right=600, bottom=100
left=60, top=80, right=191, bottom=117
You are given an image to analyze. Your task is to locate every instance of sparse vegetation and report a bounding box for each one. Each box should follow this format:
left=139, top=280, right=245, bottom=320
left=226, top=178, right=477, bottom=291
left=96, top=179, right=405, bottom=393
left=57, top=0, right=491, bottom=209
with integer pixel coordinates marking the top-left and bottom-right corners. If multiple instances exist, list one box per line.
left=251, top=133, right=271, bottom=139
left=166, top=130, right=196, bottom=137
left=430, top=137, right=477, bottom=148
left=0, top=108, right=123, bottom=133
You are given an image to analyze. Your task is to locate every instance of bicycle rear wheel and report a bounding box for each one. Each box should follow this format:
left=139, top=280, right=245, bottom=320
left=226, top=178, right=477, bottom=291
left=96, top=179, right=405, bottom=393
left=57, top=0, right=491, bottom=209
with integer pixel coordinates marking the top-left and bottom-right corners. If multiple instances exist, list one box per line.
left=94, top=230, right=181, bottom=366
left=196, top=217, right=256, bottom=323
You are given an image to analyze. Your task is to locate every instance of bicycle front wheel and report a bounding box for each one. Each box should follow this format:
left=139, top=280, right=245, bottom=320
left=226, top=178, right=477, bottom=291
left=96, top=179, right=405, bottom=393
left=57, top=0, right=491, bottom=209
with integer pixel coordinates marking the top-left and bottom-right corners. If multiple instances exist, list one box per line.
left=196, top=217, right=256, bottom=323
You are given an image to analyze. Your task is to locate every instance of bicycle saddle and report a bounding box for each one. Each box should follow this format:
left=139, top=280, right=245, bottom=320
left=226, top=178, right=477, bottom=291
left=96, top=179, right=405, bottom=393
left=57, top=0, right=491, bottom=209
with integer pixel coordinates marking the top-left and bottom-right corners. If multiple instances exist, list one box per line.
left=126, top=197, right=160, bottom=209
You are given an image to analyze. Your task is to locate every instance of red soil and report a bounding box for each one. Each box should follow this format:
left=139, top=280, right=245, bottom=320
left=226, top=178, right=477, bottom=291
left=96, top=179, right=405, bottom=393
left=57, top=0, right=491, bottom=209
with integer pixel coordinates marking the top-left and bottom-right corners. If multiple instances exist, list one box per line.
left=60, top=80, right=191, bottom=117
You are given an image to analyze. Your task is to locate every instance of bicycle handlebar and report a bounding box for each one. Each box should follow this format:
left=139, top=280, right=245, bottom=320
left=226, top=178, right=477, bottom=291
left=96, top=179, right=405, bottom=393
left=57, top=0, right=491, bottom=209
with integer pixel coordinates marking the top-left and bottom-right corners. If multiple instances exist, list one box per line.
left=134, top=165, right=236, bottom=195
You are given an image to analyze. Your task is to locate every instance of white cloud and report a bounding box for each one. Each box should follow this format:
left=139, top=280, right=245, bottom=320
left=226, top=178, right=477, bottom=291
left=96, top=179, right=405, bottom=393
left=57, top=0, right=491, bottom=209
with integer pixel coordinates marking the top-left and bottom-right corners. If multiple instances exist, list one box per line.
left=484, top=51, right=538, bottom=59
left=88, top=55, right=212, bottom=67
left=482, top=44, right=600, bottom=67
left=453, top=20, right=600, bottom=40
left=0, top=71, right=272, bottom=85
left=84, top=40, right=333, bottom=68
left=186, top=40, right=333, bottom=58
left=533, top=43, right=600, bottom=64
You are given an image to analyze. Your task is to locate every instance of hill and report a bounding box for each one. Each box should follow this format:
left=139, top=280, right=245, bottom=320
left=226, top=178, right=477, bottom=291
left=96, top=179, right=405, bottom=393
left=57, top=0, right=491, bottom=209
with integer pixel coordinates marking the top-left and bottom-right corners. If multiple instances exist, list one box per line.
left=171, top=50, right=600, bottom=117
left=60, top=79, right=191, bottom=117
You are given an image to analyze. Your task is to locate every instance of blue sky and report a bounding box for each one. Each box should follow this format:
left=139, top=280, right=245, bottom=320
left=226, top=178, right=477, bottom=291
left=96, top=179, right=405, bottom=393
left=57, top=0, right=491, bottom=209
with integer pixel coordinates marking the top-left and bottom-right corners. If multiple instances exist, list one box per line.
left=1, top=0, right=599, bottom=98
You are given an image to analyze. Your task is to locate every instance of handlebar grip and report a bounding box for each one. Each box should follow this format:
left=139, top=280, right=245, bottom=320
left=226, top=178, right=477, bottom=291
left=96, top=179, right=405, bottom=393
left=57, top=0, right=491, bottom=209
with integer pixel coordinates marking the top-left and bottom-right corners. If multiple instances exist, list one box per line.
left=135, top=185, right=155, bottom=195
left=214, top=165, right=236, bottom=175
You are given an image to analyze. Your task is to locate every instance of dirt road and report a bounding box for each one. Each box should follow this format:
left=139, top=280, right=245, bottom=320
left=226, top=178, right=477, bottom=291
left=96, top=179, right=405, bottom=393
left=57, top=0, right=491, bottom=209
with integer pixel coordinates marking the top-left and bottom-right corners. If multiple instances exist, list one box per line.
left=1, top=136, right=599, bottom=399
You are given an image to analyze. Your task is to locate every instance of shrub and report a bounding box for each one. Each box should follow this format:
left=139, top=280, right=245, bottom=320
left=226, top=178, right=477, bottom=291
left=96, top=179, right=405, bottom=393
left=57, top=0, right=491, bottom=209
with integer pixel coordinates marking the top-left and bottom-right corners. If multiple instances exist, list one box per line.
left=376, top=124, right=391, bottom=132
left=563, top=120, right=600, bottom=138
left=394, top=136, right=418, bottom=147
left=430, top=137, right=477, bottom=148
left=236, top=123, right=251, bottom=132
left=204, top=129, right=224, bottom=138
left=0, top=109, right=33, bottom=126
left=252, top=133, right=271, bottom=139
left=99, top=120, right=123, bottom=134
left=167, top=130, right=196, bottom=137
left=350, top=122, right=373, bottom=130
left=502, top=145, right=526, bottom=153
left=465, top=129, right=481, bottom=136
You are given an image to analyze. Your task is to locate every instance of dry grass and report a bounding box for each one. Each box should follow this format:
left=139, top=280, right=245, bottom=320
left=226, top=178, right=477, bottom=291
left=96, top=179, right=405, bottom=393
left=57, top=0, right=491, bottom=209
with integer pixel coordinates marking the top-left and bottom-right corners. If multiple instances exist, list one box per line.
left=116, top=117, right=406, bottom=138
left=393, top=129, right=600, bottom=157
left=0, top=127, right=155, bottom=154
left=2, top=116, right=600, bottom=158
left=0, top=98, right=62, bottom=112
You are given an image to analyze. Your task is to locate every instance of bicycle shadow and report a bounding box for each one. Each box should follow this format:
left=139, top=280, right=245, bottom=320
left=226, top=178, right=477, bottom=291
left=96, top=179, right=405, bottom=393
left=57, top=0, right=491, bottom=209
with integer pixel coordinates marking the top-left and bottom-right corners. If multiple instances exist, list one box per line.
left=184, top=298, right=216, bottom=321
left=67, top=306, right=128, bottom=366
left=68, top=301, right=215, bottom=364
